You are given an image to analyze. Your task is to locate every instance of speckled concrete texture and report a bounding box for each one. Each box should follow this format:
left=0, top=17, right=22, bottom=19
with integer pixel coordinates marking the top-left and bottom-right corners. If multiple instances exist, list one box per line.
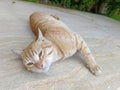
left=0, top=0, right=120, bottom=90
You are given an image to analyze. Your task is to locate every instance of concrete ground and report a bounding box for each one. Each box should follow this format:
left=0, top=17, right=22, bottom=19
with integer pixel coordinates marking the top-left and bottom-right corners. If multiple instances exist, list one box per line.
left=0, top=0, right=120, bottom=90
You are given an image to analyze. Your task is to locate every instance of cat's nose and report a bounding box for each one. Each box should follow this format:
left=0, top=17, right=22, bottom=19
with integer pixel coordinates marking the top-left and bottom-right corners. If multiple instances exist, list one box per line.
left=35, top=63, right=43, bottom=69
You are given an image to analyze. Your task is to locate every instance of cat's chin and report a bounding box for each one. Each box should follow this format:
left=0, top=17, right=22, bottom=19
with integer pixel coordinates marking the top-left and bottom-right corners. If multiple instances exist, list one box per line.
left=31, top=67, right=49, bottom=73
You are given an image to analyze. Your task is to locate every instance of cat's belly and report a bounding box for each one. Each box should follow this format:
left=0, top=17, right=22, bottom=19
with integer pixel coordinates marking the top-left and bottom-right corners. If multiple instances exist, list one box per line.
left=44, top=31, right=77, bottom=58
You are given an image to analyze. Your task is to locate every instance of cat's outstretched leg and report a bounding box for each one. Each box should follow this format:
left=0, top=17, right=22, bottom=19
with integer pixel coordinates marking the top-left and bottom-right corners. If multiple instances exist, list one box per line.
left=75, top=34, right=102, bottom=75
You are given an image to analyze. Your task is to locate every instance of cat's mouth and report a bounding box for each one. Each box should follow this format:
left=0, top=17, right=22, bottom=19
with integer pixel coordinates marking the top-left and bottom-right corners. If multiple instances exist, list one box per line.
left=34, top=62, right=50, bottom=71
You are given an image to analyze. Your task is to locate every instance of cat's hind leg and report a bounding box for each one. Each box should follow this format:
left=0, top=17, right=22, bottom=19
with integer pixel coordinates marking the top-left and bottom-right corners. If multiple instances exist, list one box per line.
left=75, top=34, right=102, bottom=75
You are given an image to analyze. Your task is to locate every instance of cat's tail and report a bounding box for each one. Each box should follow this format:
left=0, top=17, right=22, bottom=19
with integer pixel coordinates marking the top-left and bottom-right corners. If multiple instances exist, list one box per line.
left=50, top=14, right=60, bottom=20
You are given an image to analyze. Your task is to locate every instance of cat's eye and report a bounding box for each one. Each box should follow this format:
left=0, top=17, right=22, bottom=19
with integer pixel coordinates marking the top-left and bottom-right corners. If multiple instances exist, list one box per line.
left=39, top=51, right=42, bottom=57
left=27, top=62, right=33, bottom=65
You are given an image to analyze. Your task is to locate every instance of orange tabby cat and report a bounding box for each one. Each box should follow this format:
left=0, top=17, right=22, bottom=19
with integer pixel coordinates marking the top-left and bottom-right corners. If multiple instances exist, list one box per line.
left=15, top=12, right=101, bottom=75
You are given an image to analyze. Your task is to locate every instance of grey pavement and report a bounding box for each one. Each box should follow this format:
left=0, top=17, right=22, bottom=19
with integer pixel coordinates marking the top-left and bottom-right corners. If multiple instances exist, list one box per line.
left=0, top=0, right=120, bottom=90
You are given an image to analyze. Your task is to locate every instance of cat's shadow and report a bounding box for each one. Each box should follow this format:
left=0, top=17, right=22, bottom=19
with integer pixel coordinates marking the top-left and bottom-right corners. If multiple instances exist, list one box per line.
left=43, top=52, right=86, bottom=76
left=72, top=52, right=86, bottom=64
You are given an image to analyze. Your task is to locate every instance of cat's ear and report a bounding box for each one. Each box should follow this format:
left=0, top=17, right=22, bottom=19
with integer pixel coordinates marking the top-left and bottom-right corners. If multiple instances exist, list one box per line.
left=37, top=28, right=44, bottom=41
left=12, top=49, right=23, bottom=57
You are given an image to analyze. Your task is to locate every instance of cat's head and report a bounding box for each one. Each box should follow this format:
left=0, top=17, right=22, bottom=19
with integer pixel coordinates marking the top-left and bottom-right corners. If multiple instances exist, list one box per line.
left=14, top=29, right=55, bottom=73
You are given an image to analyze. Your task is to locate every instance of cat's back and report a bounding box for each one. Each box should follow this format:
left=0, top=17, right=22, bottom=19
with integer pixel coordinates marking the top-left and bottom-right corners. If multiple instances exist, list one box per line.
left=30, top=12, right=71, bottom=36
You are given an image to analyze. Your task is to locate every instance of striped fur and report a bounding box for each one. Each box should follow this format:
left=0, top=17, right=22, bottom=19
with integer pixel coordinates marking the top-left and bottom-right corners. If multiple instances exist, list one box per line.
left=21, top=12, right=101, bottom=75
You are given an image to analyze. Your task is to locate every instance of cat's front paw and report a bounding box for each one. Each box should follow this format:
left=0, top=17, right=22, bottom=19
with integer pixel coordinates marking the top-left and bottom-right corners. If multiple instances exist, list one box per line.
left=87, top=64, right=102, bottom=76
